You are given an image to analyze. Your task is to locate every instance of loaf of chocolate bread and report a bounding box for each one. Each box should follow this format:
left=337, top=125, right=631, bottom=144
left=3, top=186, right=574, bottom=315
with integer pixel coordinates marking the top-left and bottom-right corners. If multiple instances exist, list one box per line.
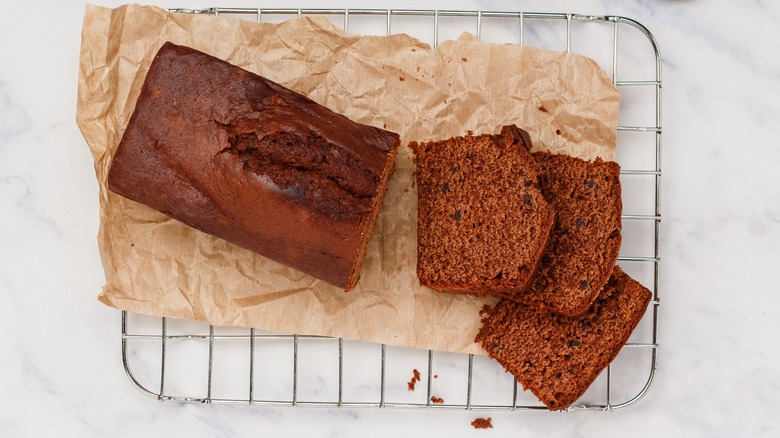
left=108, top=42, right=400, bottom=290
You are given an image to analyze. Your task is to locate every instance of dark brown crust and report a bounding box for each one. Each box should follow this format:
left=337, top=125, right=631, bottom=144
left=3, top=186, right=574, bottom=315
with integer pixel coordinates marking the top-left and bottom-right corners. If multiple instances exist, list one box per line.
left=412, top=125, right=555, bottom=296
left=107, top=42, right=400, bottom=290
left=516, top=151, right=622, bottom=316
left=475, top=266, right=651, bottom=410
left=344, top=154, right=397, bottom=290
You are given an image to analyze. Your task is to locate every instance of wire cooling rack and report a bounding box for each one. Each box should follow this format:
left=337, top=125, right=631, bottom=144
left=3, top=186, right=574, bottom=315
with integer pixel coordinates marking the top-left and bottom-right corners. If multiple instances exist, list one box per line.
left=121, top=7, right=662, bottom=412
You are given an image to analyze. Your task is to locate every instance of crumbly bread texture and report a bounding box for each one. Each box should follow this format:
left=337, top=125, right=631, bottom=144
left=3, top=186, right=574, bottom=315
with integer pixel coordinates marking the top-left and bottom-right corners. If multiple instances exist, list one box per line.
left=517, top=151, right=622, bottom=316
left=475, top=266, right=651, bottom=410
left=107, top=42, right=400, bottom=290
left=411, top=125, right=554, bottom=296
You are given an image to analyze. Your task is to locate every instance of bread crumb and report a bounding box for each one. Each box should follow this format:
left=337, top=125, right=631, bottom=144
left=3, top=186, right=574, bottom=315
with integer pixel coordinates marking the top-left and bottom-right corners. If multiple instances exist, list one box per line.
left=467, top=130, right=474, bottom=136
left=431, top=396, right=444, bottom=404
left=383, top=123, right=387, bottom=129
left=471, top=418, right=493, bottom=429
left=462, top=57, right=468, bottom=62
left=130, top=243, right=135, bottom=247
left=399, top=76, right=405, bottom=81
left=407, top=368, right=421, bottom=391
left=538, top=105, right=548, bottom=112
left=416, top=66, right=420, bottom=72
left=412, top=48, right=416, bottom=52
left=479, top=304, right=493, bottom=323
left=434, top=374, right=438, bottom=379
left=556, top=129, right=561, bottom=135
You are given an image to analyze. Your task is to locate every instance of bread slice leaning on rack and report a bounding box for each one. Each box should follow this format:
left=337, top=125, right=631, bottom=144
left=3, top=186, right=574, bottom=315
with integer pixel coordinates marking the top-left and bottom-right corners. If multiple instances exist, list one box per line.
left=475, top=266, right=651, bottom=410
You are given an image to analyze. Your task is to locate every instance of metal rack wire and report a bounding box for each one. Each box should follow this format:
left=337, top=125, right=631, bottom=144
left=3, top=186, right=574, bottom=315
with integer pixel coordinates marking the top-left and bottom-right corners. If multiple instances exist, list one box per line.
left=121, top=7, right=662, bottom=412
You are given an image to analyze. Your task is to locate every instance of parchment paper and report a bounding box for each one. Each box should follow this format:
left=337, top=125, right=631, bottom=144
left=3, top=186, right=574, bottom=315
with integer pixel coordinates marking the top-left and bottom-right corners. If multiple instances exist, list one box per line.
left=77, top=4, right=619, bottom=355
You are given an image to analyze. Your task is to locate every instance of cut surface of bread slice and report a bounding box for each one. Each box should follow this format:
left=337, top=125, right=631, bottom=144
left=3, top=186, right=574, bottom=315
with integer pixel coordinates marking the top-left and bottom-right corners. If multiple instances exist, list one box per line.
left=475, top=266, right=651, bottom=411
left=411, top=125, right=554, bottom=296
left=515, top=151, right=622, bottom=316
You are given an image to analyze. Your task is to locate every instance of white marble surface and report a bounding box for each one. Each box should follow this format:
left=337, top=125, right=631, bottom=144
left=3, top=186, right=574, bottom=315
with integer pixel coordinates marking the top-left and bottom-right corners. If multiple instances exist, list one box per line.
left=2, top=0, right=779, bottom=436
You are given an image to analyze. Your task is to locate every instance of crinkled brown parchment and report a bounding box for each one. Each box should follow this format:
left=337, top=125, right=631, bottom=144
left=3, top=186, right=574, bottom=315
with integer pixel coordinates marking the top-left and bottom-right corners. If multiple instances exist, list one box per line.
left=77, top=4, right=619, bottom=355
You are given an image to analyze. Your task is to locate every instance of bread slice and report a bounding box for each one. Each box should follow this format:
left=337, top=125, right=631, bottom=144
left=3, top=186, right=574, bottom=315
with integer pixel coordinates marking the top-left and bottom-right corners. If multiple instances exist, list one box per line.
left=516, top=151, right=622, bottom=316
left=411, top=125, right=554, bottom=296
left=475, top=266, right=652, bottom=410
